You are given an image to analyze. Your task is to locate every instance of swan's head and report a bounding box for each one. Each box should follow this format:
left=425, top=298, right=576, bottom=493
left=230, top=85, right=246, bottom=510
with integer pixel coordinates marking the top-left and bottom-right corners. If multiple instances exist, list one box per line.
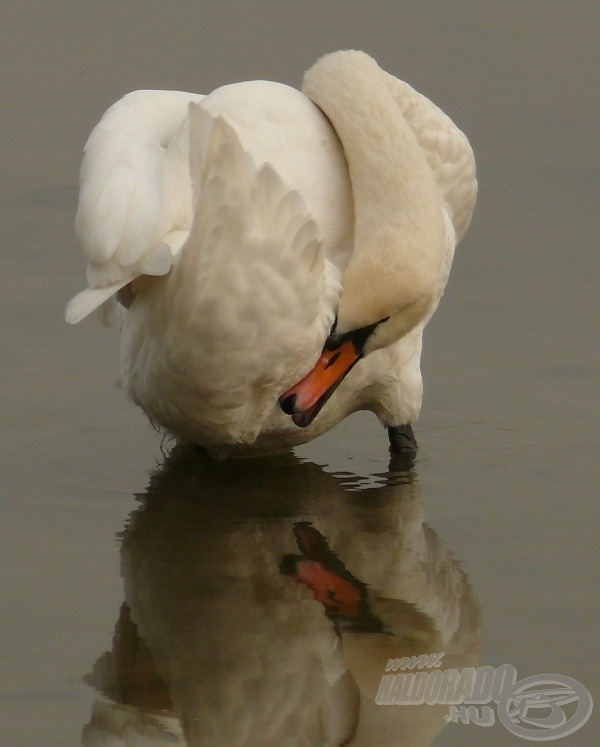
left=279, top=230, right=441, bottom=428
left=279, top=48, right=453, bottom=428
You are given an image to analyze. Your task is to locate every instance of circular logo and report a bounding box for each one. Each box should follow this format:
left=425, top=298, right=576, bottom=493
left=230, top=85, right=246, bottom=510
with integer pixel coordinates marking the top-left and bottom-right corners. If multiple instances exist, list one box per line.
left=497, top=674, right=593, bottom=741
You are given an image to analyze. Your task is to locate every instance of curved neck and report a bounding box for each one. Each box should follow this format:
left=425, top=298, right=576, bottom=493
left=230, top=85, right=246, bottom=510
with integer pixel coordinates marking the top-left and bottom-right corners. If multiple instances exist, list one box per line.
left=302, top=51, right=440, bottom=253
left=301, top=52, right=445, bottom=334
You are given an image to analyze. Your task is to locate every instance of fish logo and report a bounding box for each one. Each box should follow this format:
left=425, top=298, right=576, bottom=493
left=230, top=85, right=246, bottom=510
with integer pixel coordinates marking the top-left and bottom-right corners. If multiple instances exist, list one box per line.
left=497, top=674, right=593, bottom=740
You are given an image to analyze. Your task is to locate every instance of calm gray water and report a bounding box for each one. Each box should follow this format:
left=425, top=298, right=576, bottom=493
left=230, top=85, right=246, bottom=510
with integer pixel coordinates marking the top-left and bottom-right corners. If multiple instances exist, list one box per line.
left=1, top=3, right=598, bottom=745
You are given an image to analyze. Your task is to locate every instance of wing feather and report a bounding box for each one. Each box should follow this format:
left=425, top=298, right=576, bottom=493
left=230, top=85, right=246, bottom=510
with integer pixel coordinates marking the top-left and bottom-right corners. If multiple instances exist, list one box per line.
left=67, top=90, right=203, bottom=322
left=383, top=72, right=477, bottom=243
left=170, top=104, right=335, bottom=385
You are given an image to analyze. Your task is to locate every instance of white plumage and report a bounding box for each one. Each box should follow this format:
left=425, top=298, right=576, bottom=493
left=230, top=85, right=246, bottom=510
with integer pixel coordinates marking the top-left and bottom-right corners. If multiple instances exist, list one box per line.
left=66, top=51, right=476, bottom=455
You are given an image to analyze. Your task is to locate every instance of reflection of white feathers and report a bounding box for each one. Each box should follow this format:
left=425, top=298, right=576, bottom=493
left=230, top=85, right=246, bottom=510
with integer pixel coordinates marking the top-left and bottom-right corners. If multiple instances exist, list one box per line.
left=83, top=448, right=480, bottom=745
left=83, top=701, right=185, bottom=745
left=67, top=51, right=476, bottom=454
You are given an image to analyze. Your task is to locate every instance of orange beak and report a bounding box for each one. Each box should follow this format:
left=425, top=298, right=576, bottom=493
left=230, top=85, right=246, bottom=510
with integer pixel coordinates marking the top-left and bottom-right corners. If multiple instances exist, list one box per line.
left=279, top=339, right=360, bottom=427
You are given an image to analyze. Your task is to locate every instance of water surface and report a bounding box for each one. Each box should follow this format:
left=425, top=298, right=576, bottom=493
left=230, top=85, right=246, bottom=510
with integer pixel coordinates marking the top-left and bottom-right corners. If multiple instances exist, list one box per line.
left=1, top=3, right=598, bottom=745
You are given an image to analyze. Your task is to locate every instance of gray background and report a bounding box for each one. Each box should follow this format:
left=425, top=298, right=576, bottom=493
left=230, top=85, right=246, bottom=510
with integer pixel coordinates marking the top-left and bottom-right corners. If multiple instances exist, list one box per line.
left=1, top=2, right=598, bottom=745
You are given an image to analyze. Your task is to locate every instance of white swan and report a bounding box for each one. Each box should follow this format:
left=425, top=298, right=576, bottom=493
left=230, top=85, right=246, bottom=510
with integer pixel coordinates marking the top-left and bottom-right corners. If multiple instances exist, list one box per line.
left=66, top=51, right=476, bottom=455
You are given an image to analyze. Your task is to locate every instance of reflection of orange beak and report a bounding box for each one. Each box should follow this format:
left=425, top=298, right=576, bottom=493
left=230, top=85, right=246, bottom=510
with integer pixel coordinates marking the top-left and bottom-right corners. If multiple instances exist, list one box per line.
left=294, top=559, right=361, bottom=618
left=279, top=339, right=360, bottom=427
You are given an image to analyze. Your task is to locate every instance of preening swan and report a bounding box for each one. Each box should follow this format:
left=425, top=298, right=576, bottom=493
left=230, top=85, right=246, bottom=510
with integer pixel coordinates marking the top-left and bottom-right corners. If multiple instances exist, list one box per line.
left=66, top=51, right=476, bottom=455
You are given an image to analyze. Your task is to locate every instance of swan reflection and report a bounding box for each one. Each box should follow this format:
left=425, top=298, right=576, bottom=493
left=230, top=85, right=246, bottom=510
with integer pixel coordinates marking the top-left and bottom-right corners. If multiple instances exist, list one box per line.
left=83, top=447, right=480, bottom=745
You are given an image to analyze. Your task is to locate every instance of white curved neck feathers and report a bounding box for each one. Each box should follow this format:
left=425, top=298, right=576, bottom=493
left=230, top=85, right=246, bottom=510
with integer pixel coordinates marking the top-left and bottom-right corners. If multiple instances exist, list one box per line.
left=302, top=51, right=446, bottom=336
